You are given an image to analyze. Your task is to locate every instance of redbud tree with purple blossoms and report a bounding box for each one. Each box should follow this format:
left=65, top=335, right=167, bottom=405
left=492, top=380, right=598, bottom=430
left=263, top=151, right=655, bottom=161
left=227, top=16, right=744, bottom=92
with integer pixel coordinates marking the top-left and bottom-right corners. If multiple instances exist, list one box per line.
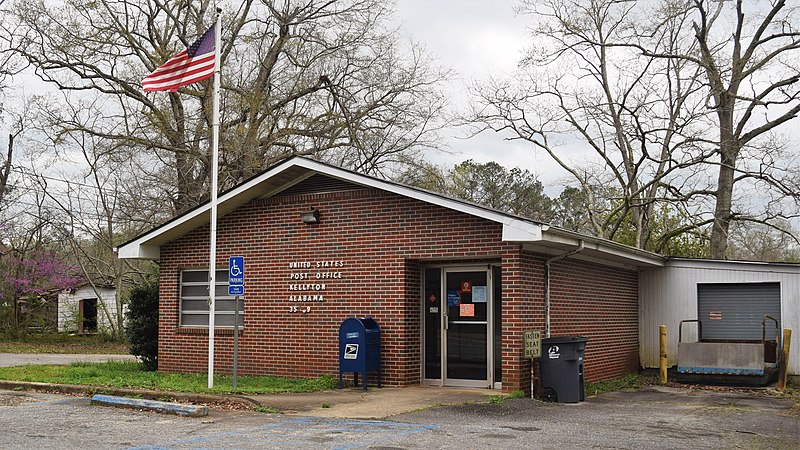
left=3, top=252, right=83, bottom=300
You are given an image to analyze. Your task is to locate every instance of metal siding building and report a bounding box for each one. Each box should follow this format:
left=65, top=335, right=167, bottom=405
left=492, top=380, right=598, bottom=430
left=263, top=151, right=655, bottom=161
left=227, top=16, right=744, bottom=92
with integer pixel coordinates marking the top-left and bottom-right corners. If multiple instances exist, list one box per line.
left=640, top=259, right=800, bottom=375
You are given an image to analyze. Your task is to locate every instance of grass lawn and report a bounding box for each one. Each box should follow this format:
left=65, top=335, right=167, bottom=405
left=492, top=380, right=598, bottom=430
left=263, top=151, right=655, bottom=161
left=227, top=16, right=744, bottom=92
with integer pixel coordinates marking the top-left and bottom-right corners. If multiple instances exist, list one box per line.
left=0, top=333, right=128, bottom=355
left=584, top=373, right=654, bottom=396
left=0, top=360, right=338, bottom=394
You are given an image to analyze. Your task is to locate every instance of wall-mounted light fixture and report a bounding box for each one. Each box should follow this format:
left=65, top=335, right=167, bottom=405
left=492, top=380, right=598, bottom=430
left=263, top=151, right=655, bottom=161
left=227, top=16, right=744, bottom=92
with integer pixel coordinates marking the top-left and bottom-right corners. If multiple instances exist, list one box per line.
left=300, top=208, right=320, bottom=224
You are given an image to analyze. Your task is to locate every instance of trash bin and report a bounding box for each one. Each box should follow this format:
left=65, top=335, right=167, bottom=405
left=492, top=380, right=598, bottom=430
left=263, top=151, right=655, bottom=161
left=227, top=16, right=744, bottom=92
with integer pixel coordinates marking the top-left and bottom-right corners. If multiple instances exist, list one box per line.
left=338, top=317, right=381, bottom=390
left=539, top=336, right=588, bottom=403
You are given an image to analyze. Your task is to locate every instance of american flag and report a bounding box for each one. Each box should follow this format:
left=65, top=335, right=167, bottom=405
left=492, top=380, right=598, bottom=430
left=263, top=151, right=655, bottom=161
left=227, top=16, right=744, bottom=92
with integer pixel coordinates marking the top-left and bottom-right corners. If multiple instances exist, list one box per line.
left=142, top=25, right=216, bottom=92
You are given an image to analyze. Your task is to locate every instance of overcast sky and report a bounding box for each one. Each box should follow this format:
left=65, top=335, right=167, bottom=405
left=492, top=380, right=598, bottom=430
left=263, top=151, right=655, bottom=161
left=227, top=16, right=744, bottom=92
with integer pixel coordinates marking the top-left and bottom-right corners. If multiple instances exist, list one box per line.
left=394, top=0, right=800, bottom=195
left=394, top=0, right=570, bottom=188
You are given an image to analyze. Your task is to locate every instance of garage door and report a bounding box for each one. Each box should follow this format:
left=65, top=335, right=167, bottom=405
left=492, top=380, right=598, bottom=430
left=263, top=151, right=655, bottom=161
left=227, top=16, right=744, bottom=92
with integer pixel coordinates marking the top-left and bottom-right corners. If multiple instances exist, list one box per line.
left=697, top=283, right=781, bottom=341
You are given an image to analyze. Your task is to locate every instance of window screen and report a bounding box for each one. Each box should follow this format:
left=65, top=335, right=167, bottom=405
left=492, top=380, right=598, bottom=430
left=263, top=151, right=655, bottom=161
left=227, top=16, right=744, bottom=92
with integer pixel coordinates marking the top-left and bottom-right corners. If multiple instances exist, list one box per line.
left=180, top=269, right=244, bottom=328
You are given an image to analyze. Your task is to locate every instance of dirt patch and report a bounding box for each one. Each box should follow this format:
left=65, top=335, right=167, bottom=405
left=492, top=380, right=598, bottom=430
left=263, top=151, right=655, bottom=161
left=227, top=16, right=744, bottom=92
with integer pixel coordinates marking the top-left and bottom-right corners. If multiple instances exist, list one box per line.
left=0, top=393, right=34, bottom=407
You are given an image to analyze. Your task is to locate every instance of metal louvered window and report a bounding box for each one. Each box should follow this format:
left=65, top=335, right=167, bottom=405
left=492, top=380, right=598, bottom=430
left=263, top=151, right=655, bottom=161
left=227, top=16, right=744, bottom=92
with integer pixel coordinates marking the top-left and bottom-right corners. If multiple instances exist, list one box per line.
left=697, top=282, right=780, bottom=341
left=180, top=269, right=243, bottom=328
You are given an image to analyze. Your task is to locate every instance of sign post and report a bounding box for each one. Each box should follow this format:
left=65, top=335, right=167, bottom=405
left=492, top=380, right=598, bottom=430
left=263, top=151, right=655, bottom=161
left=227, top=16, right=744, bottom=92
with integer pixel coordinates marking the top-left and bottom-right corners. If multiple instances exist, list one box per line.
left=524, top=330, right=542, bottom=398
left=228, top=256, right=244, bottom=388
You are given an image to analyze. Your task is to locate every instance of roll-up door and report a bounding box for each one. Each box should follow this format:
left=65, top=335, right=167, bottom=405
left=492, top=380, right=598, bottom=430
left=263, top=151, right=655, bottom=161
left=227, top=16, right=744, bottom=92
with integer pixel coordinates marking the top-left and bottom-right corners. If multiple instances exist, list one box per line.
left=697, top=282, right=781, bottom=341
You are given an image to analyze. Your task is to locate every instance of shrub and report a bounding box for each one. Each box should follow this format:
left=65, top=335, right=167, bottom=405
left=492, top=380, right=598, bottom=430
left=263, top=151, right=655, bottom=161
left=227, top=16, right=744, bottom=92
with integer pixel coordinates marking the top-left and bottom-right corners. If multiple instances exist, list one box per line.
left=125, top=276, right=159, bottom=371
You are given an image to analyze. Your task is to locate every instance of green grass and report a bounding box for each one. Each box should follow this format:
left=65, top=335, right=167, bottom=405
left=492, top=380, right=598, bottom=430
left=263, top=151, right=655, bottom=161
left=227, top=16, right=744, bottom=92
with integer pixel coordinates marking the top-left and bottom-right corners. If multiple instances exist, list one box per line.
left=584, top=373, right=648, bottom=396
left=0, top=360, right=338, bottom=395
left=488, top=390, right=526, bottom=404
left=507, top=390, right=526, bottom=399
left=488, top=395, right=504, bottom=404
left=0, top=332, right=128, bottom=354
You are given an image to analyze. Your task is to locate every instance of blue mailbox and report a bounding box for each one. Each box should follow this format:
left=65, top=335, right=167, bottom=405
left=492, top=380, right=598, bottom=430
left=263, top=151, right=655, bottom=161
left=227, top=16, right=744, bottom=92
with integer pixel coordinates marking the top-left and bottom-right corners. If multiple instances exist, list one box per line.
left=338, top=317, right=381, bottom=391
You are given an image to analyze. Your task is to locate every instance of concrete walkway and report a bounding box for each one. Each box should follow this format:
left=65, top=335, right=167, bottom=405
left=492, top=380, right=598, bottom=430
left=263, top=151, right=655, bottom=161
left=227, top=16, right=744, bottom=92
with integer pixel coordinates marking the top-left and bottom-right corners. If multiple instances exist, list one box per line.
left=250, top=386, right=500, bottom=419
left=0, top=353, right=137, bottom=367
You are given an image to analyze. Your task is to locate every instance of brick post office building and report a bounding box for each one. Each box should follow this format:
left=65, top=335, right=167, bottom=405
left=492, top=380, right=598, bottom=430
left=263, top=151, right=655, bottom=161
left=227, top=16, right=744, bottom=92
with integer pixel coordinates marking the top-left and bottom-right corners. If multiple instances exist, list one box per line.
left=118, top=157, right=665, bottom=392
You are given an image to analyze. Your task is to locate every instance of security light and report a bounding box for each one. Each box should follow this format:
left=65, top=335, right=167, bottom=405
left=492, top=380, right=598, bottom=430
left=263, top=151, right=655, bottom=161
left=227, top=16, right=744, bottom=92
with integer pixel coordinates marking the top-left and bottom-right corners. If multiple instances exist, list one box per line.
left=300, top=208, right=320, bottom=224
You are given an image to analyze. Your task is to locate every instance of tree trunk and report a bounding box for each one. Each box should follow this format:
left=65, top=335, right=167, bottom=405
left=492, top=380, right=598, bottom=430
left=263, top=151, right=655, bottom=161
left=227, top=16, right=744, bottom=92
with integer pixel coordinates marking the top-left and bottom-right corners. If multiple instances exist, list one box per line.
left=0, top=133, right=13, bottom=205
left=710, top=110, right=737, bottom=259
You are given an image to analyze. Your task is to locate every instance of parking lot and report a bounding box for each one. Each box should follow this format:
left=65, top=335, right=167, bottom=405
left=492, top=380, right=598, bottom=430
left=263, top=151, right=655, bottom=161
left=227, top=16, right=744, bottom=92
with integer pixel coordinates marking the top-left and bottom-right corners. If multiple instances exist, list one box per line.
left=1, top=385, right=797, bottom=449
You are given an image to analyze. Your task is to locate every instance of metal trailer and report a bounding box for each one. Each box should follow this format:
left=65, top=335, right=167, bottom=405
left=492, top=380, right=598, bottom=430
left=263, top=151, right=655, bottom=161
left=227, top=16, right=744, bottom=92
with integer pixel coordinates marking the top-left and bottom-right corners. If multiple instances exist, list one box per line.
left=676, top=316, right=780, bottom=386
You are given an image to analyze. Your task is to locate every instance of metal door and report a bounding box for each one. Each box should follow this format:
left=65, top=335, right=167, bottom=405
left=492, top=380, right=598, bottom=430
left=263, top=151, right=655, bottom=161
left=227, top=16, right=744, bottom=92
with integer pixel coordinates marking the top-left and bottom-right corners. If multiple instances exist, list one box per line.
left=697, top=282, right=781, bottom=341
left=423, top=266, right=494, bottom=388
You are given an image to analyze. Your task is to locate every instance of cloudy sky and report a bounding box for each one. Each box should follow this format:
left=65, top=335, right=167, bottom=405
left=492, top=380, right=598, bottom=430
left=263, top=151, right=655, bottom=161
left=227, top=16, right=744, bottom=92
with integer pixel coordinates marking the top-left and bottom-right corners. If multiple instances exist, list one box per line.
left=394, top=0, right=569, bottom=187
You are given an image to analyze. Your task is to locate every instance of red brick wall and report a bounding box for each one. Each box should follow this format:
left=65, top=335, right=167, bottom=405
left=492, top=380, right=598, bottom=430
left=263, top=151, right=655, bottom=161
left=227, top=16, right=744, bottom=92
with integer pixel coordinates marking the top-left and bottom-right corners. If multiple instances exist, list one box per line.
left=500, top=251, right=543, bottom=393
left=547, top=258, right=639, bottom=381
left=158, top=186, right=520, bottom=386
left=156, top=182, right=639, bottom=390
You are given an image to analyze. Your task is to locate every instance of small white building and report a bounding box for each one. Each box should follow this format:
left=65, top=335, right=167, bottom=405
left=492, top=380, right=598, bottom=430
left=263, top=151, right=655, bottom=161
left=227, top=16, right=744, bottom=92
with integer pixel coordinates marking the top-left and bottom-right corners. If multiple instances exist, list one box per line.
left=640, top=258, right=800, bottom=376
left=58, top=285, right=122, bottom=334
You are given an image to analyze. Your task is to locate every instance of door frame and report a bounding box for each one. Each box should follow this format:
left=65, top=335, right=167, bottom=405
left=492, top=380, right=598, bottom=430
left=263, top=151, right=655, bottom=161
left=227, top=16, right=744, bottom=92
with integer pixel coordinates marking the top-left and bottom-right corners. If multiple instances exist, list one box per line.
left=421, top=264, right=497, bottom=389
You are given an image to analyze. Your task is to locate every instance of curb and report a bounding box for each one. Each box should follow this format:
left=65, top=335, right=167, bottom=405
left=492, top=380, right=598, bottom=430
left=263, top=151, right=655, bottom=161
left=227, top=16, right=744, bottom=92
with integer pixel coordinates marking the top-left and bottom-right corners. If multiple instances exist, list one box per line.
left=0, top=380, right=261, bottom=408
left=91, top=394, right=209, bottom=416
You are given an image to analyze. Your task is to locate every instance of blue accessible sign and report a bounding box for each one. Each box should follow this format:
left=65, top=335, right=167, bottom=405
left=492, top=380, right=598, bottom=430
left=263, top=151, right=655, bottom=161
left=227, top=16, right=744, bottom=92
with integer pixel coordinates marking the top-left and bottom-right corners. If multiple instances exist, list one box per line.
left=228, top=256, right=244, bottom=296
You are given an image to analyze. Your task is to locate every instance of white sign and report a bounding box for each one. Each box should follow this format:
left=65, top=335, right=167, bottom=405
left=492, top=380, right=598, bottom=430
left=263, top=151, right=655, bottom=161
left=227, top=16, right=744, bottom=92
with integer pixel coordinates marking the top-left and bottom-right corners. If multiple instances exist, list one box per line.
left=344, top=343, right=359, bottom=360
left=472, top=286, right=487, bottom=303
left=523, top=330, right=541, bottom=359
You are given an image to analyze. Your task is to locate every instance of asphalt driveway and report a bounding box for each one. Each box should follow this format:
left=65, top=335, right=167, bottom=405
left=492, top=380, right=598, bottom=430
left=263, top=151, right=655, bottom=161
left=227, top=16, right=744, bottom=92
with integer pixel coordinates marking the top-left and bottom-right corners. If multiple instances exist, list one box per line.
left=394, top=385, right=800, bottom=449
left=1, top=385, right=797, bottom=449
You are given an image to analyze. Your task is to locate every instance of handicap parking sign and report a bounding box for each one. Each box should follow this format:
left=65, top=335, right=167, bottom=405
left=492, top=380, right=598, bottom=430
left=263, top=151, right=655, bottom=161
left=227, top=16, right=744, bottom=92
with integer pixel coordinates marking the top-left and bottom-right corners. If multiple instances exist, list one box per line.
left=228, top=256, right=244, bottom=296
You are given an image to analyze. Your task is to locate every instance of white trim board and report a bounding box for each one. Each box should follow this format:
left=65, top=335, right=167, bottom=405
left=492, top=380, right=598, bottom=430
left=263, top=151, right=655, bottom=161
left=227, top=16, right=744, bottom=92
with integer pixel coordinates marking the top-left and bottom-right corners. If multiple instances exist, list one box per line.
left=116, top=157, right=664, bottom=268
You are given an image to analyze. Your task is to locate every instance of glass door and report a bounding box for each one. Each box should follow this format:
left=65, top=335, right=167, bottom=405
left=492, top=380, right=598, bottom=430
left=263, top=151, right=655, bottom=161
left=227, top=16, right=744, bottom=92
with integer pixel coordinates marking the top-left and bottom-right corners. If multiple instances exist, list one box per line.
left=423, top=266, right=494, bottom=388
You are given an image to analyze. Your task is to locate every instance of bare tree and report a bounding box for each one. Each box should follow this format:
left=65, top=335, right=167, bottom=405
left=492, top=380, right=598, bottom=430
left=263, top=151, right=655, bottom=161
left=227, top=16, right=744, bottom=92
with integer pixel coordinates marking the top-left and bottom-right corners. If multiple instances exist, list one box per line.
left=643, top=0, right=800, bottom=258
left=0, top=9, right=18, bottom=208
left=2, top=0, right=447, bottom=216
left=471, top=0, right=800, bottom=257
left=26, top=95, right=156, bottom=337
left=728, top=219, right=800, bottom=262
left=0, top=126, right=15, bottom=207
left=471, top=0, right=709, bottom=252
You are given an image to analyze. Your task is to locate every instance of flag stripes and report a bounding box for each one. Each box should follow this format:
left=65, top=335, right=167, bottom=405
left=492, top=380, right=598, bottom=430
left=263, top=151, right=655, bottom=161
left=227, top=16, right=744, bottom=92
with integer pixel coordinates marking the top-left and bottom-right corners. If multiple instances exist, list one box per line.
left=142, top=26, right=216, bottom=92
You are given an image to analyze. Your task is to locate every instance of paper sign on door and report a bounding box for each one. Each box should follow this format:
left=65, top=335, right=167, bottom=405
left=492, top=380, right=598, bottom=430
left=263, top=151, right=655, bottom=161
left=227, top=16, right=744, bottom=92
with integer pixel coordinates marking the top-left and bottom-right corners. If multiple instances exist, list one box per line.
left=459, top=303, right=475, bottom=317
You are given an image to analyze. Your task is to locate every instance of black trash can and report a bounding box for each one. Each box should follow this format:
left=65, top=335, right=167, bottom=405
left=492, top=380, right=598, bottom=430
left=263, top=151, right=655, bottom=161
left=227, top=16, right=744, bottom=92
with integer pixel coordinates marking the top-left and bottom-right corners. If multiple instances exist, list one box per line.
left=539, top=336, right=588, bottom=403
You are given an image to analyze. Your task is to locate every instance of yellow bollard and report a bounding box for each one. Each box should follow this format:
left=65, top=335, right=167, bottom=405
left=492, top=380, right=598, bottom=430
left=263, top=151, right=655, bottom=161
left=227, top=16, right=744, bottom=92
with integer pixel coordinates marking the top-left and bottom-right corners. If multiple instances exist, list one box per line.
left=659, top=325, right=667, bottom=385
left=778, top=328, right=792, bottom=392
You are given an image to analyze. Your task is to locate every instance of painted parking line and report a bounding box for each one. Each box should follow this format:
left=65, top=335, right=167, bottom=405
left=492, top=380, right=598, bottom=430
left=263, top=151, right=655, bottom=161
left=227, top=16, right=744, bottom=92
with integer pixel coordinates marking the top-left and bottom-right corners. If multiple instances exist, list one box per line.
left=131, top=416, right=437, bottom=450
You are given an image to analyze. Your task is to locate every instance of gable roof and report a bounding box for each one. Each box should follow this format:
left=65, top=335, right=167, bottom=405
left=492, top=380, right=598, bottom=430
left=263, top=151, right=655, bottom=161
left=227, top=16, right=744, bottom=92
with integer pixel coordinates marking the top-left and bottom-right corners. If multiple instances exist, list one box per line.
left=116, top=157, right=664, bottom=268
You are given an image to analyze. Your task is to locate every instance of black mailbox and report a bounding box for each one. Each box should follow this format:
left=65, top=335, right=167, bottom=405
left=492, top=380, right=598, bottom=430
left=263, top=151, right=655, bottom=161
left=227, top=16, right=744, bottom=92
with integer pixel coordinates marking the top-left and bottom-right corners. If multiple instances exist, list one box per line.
left=338, top=317, right=381, bottom=391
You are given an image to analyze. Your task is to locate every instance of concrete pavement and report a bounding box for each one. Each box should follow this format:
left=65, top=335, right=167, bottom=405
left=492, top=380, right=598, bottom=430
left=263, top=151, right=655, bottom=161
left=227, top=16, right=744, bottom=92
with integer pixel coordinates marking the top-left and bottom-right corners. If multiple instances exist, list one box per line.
left=248, top=385, right=500, bottom=418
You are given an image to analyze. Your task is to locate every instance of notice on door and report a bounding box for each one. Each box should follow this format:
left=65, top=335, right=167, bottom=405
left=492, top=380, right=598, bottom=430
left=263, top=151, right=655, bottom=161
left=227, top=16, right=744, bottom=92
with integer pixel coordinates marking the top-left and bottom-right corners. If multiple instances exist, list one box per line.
left=472, top=286, right=487, bottom=303
left=459, top=303, right=475, bottom=317
left=447, top=290, right=461, bottom=307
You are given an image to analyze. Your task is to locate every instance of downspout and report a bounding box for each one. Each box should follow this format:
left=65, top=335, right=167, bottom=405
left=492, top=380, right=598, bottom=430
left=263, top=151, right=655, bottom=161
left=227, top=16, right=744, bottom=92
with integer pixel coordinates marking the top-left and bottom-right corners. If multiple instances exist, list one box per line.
left=544, top=240, right=584, bottom=338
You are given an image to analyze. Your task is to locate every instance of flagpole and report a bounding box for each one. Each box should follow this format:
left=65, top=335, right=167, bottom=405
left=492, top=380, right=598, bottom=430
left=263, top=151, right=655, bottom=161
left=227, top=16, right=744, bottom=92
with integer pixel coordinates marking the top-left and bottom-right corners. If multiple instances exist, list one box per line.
left=207, top=8, right=222, bottom=390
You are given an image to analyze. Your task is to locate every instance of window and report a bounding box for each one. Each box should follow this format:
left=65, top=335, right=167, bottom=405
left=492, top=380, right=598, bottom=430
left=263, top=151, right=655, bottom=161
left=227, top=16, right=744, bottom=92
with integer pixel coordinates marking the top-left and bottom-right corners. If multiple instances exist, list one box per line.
left=180, top=269, right=244, bottom=328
